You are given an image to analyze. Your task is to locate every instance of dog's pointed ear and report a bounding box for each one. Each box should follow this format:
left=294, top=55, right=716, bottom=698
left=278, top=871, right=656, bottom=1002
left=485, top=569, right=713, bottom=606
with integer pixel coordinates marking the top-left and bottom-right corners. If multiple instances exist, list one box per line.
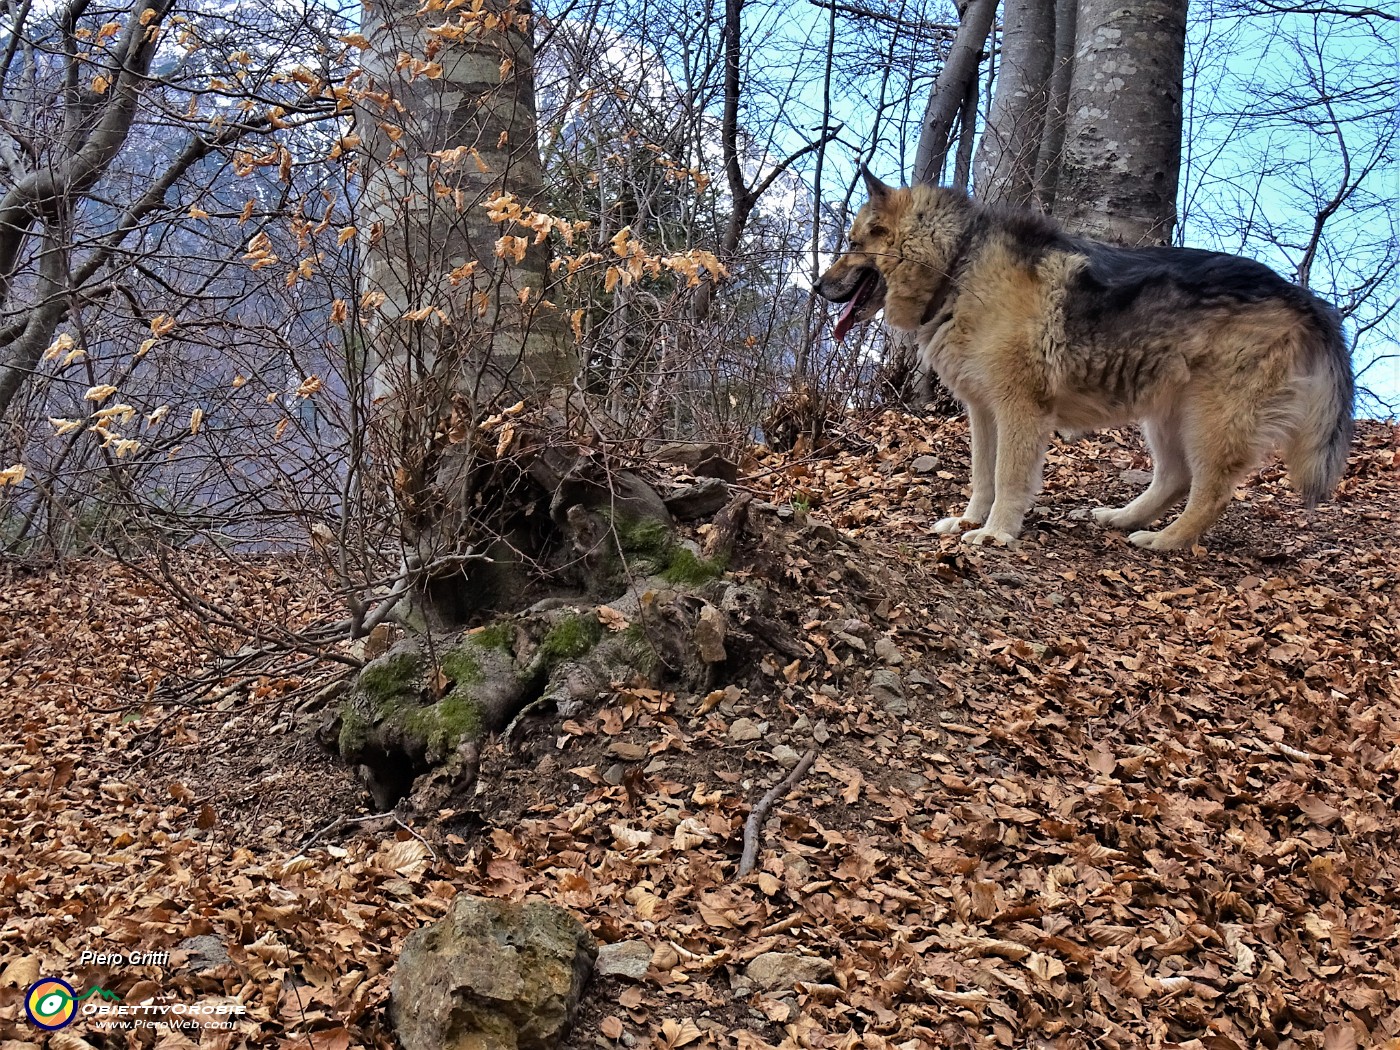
left=860, top=165, right=894, bottom=204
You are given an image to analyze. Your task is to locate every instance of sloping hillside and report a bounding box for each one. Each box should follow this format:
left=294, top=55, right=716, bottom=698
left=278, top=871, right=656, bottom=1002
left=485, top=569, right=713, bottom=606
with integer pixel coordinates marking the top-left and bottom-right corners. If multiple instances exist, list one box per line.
left=1, top=416, right=1396, bottom=1050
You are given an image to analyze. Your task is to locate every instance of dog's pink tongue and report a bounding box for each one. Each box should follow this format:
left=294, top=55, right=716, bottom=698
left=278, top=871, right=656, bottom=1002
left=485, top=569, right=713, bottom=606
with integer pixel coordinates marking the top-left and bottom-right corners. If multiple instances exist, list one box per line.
left=832, top=296, right=860, bottom=342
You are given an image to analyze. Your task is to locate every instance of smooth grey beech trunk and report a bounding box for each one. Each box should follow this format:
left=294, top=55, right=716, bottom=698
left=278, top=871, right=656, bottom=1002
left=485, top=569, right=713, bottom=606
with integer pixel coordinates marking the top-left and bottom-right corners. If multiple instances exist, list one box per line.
left=356, top=0, right=574, bottom=619
left=357, top=0, right=571, bottom=411
left=1055, top=0, right=1189, bottom=244
left=913, top=0, right=999, bottom=186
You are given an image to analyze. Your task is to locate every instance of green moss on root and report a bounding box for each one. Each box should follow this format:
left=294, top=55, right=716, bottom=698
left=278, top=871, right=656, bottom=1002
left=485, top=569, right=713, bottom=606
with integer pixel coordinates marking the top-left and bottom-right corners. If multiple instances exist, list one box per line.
left=661, top=547, right=724, bottom=585
left=540, top=613, right=603, bottom=663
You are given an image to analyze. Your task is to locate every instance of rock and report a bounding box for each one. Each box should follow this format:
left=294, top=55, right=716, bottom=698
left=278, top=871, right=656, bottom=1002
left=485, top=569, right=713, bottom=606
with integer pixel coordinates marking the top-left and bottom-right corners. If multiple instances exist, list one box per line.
left=728, top=717, right=764, bottom=743
left=664, top=477, right=731, bottom=520
left=873, top=637, right=904, bottom=665
left=771, top=744, right=801, bottom=768
left=911, top=455, right=941, bottom=474
left=871, top=669, right=906, bottom=715
left=744, top=952, right=836, bottom=992
left=1119, top=468, right=1154, bottom=487
left=174, top=934, right=229, bottom=973
left=391, top=894, right=595, bottom=1050
left=695, top=604, right=728, bottom=663
left=649, top=441, right=740, bottom=483
left=595, top=940, right=652, bottom=980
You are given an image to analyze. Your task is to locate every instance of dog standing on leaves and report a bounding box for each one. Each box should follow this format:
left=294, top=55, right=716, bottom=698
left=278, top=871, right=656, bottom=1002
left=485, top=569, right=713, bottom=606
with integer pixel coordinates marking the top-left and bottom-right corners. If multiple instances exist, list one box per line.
left=818, top=170, right=1354, bottom=550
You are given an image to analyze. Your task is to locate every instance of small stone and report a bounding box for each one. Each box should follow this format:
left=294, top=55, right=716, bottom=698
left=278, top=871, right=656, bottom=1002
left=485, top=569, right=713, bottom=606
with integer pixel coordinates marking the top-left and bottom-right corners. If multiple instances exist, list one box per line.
left=812, top=720, right=831, bottom=744
left=833, top=631, right=867, bottom=652
left=744, top=952, right=836, bottom=992
left=729, top=717, right=763, bottom=743
left=663, top=477, right=731, bottom=520
left=871, top=669, right=906, bottom=716
left=771, top=744, right=800, bottom=768
left=839, top=618, right=874, bottom=639
left=911, top=455, right=941, bottom=474
left=1119, top=468, right=1153, bottom=486
left=595, top=940, right=652, bottom=980
left=873, top=637, right=904, bottom=665
left=695, top=604, right=727, bottom=663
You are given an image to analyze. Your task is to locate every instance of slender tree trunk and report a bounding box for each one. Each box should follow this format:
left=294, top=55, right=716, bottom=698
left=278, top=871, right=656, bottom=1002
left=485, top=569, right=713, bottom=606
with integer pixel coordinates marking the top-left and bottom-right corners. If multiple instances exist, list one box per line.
left=1033, top=0, right=1078, bottom=209
left=1055, top=0, right=1188, bottom=244
left=972, top=0, right=1055, bottom=207
left=913, top=0, right=998, bottom=185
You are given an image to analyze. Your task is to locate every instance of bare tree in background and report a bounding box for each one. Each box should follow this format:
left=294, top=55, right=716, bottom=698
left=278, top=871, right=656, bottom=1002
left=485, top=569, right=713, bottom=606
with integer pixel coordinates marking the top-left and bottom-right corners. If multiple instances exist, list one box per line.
left=969, top=0, right=1052, bottom=205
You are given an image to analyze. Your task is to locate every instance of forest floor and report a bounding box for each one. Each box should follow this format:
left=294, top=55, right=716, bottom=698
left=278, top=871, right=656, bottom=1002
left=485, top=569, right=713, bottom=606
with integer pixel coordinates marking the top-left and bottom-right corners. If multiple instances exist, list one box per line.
left=1, top=414, right=1398, bottom=1050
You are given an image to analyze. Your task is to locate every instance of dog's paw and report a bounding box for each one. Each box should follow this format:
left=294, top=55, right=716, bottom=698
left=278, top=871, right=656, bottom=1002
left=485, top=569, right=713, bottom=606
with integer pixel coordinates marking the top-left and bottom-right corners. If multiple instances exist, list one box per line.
left=1091, top=506, right=1128, bottom=528
left=933, top=515, right=970, bottom=534
left=962, top=527, right=1018, bottom=547
left=1128, top=529, right=1190, bottom=551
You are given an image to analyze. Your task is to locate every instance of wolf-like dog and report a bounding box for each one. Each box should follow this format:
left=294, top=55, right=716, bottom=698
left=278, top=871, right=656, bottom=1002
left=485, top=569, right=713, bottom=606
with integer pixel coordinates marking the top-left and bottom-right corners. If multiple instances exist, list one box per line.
left=817, top=171, right=1354, bottom=550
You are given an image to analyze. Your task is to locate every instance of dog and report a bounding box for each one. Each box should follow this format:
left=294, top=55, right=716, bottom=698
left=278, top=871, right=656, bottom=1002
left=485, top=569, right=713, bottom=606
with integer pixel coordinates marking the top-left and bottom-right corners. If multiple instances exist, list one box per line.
left=817, top=170, right=1354, bottom=550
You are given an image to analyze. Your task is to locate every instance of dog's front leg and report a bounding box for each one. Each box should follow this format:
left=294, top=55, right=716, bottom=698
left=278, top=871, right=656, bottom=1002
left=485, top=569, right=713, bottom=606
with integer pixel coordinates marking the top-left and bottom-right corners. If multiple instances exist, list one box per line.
left=963, top=410, right=1047, bottom=546
left=934, top=402, right=996, bottom=534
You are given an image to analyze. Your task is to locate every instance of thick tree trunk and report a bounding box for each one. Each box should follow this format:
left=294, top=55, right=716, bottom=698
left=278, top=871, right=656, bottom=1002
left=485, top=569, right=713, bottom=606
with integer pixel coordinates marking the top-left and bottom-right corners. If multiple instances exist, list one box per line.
left=357, top=0, right=574, bottom=625
left=913, top=0, right=998, bottom=185
left=971, top=0, right=1056, bottom=207
left=357, top=0, right=571, bottom=412
left=1054, top=0, right=1188, bottom=244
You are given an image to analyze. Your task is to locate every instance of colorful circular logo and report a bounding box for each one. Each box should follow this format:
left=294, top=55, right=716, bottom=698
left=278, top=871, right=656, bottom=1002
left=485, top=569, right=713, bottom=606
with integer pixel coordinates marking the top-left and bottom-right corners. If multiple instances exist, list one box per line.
left=26, top=978, right=77, bottom=1030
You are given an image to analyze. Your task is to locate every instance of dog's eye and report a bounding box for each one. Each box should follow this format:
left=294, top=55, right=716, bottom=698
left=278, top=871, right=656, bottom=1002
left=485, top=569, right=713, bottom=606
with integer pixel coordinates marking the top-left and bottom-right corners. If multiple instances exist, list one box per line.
left=869, top=225, right=889, bottom=239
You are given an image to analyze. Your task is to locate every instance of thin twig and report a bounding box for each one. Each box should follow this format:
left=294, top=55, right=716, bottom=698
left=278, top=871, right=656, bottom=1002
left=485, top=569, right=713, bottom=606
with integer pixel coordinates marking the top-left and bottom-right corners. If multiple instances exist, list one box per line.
left=738, top=748, right=817, bottom=877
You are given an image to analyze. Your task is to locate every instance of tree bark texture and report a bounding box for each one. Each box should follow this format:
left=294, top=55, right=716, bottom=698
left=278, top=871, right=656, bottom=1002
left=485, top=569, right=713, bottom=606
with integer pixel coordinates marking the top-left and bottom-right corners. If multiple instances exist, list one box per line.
left=356, top=0, right=574, bottom=622
left=1033, top=0, right=1079, bottom=209
left=357, top=0, right=571, bottom=414
left=972, top=0, right=1055, bottom=207
left=1054, top=0, right=1188, bottom=244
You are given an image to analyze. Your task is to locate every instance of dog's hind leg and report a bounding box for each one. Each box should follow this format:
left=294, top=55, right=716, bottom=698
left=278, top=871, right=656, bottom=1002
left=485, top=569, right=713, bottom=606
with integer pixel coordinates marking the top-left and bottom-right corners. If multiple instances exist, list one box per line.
left=1093, top=415, right=1190, bottom=530
left=934, top=402, right=996, bottom=534
left=964, top=408, right=1050, bottom=546
left=1128, top=404, right=1257, bottom=550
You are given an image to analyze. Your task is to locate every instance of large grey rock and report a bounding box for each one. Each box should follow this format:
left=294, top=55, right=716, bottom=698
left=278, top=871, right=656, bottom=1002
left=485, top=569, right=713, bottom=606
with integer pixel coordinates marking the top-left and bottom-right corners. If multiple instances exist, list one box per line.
left=391, top=895, right=596, bottom=1050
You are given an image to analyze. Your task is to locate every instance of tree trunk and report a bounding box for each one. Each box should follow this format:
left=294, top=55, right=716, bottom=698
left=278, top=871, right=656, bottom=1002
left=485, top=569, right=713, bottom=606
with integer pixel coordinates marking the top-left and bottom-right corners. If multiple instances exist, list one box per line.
left=1033, top=0, right=1079, bottom=209
left=1054, top=0, right=1188, bottom=244
left=972, top=0, right=1056, bottom=207
left=356, top=0, right=574, bottom=624
left=913, top=0, right=999, bottom=185
left=357, top=0, right=571, bottom=411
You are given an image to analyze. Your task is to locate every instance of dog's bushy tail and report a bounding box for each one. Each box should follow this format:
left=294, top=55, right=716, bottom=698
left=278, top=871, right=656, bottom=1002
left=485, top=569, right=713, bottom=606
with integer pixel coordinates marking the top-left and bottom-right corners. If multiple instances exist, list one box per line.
left=1284, top=297, right=1354, bottom=507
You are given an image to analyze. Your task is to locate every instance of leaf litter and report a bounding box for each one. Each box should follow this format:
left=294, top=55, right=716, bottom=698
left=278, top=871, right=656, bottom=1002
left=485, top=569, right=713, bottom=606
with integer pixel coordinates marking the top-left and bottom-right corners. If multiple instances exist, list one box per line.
left=0, top=416, right=1396, bottom=1050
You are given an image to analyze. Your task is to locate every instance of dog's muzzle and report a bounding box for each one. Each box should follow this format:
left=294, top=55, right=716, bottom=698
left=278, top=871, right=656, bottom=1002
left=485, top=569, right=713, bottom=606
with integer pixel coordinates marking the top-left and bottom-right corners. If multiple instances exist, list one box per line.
left=820, top=267, right=885, bottom=342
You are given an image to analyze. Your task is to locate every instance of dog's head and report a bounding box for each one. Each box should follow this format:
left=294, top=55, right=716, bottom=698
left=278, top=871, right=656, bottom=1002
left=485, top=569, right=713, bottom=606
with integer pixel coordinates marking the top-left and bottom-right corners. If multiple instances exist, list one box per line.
left=817, top=168, right=904, bottom=342
left=819, top=170, right=977, bottom=339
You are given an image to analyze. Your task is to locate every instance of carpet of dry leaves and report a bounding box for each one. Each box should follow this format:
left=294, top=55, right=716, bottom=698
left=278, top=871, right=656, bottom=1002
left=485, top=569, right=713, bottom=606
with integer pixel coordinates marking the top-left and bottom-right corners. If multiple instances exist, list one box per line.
left=1, top=416, right=1397, bottom=1050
